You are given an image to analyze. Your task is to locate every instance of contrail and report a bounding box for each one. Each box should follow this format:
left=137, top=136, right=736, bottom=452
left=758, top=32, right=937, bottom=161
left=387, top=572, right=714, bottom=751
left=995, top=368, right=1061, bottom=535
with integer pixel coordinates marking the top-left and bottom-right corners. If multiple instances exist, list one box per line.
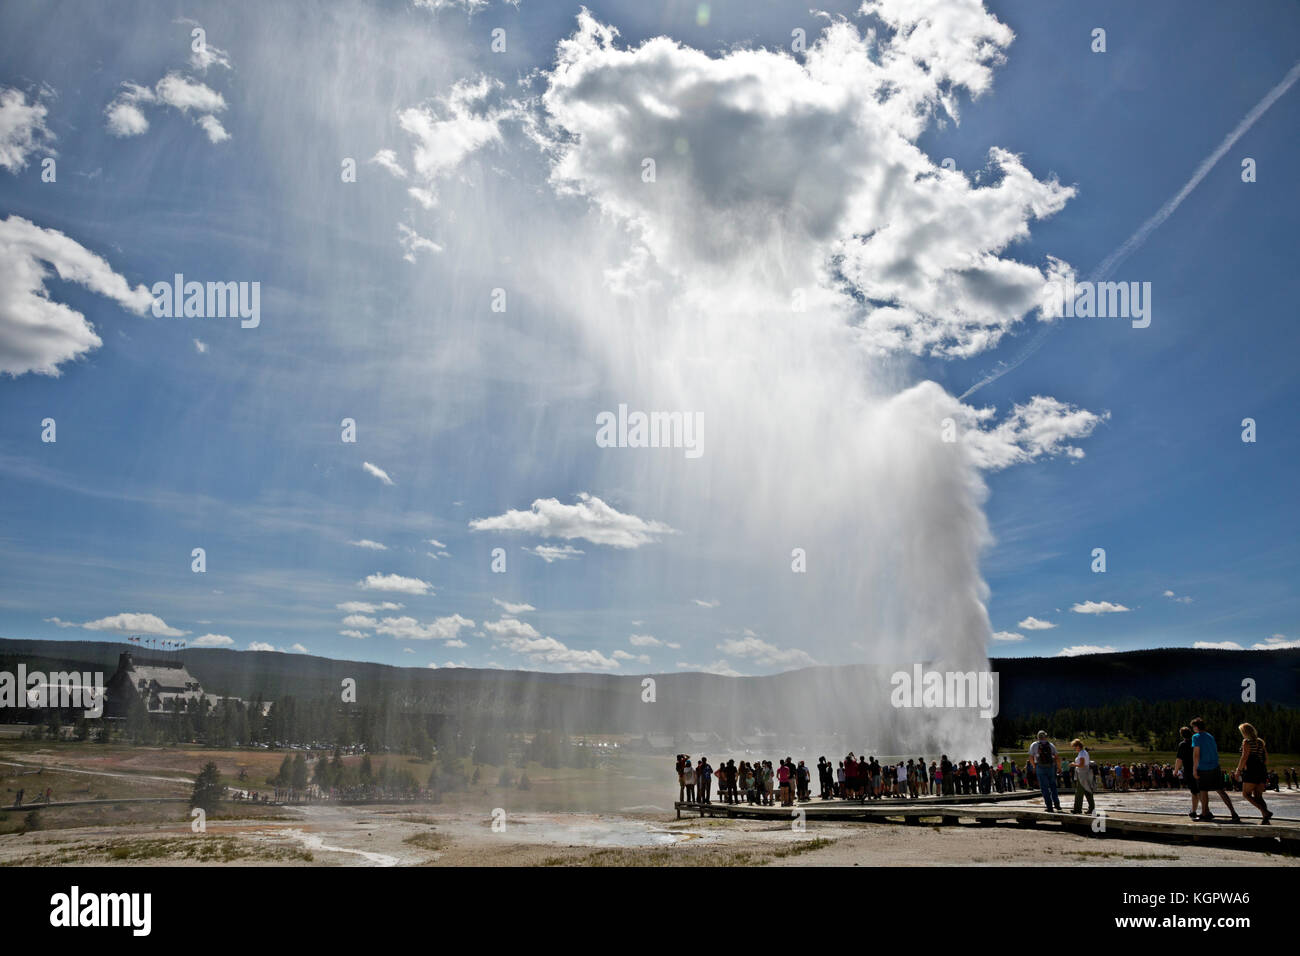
left=960, top=60, right=1300, bottom=401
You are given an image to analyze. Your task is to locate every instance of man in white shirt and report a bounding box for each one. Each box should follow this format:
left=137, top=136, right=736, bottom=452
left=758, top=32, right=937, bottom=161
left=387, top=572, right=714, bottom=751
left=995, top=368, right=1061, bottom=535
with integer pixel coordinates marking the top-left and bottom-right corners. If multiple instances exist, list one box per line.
left=1069, top=738, right=1095, bottom=814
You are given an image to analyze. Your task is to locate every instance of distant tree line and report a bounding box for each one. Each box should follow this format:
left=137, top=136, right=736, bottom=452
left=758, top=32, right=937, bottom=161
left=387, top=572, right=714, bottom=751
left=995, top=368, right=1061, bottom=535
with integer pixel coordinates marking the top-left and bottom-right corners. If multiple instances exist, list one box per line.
left=993, top=699, right=1300, bottom=753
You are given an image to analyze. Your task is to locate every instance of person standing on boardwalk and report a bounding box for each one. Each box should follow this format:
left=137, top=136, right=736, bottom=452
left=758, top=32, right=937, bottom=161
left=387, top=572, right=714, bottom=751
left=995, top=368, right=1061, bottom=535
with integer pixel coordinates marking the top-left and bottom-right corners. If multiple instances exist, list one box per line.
left=1234, top=723, right=1274, bottom=824
left=697, top=756, right=712, bottom=804
left=1069, top=739, right=1095, bottom=815
left=1174, top=726, right=1199, bottom=819
left=1191, top=717, right=1241, bottom=823
left=1029, top=731, right=1062, bottom=812
left=682, top=759, right=696, bottom=803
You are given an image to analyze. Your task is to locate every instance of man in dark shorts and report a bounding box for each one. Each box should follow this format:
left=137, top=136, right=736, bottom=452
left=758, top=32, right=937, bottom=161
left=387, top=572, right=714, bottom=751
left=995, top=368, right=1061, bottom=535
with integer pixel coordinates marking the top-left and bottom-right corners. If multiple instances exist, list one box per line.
left=1190, top=717, right=1241, bottom=823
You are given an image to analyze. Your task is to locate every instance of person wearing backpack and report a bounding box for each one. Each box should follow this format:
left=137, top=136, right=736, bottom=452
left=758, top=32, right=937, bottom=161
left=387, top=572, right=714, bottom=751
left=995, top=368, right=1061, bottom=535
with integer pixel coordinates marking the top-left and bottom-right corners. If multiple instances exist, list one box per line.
left=1029, top=731, right=1062, bottom=812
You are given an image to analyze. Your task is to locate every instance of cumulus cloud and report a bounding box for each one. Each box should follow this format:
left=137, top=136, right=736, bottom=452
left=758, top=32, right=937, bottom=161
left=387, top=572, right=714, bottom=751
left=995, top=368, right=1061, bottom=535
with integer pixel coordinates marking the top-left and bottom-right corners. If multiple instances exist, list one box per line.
left=1056, top=645, right=1116, bottom=657
left=339, top=629, right=368, bottom=640
left=525, top=544, right=584, bottom=563
left=1254, top=635, right=1300, bottom=650
left=538, top=7, right=1074, bottom=357
left=991, top=631, right=1024, bottom=643
left=470, top=492, right=674, bottom=548
left=628, top=634, right=660, bottom=647
left=961, top=396, right=1108, bottom=470
left=1070, top=601, right=1130, bottom=615
left=391, top=76, right=509, bottom=209
left=105, top=73, right=229, bottom=143
left=191, top=633, right=234, bottom=647
left=248, top=641, right=275, bottom=651
left=374, top=613, right=474, bottom=641
left=398, top=222, right=442, bottom=262
left=493, top=598, right=535, bottom=614
left=193, top=338, right=208, bottom=354
left=358, top=573, right=433, bottom=594
left=80, top=612, right=188, bottom=637
left=483, top=617, right=541, bottom=639
left=0, top=215, right=154, bottom=377
left=495, top=633, right=619, bottom=671
left=336, top=601, right=403, bottom=613
left=1193, top=641, right=1242, bottom=650
left=349, top=539, right=388, bottom=551
left=1017, top=616, right=1055, bottom=630
left=676, top=660, right=743, bottom=677
left=716, top=635, right=816, bottom=669
left=1162, top=589, right=1193, bottom=604
left=0, top=88, right=55, bottom=173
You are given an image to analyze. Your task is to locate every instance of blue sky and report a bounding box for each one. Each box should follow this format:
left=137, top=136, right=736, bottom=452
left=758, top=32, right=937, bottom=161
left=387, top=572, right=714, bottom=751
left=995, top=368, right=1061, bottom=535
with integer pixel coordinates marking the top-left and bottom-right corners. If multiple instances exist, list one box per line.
left=0, top=0, right=1297, bottom=674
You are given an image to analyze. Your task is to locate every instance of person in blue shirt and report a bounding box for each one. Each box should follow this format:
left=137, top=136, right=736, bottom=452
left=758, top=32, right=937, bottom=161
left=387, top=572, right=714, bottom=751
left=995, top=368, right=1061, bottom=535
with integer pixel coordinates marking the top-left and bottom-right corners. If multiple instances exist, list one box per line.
left=1190, top=717, right=1241, bottom=824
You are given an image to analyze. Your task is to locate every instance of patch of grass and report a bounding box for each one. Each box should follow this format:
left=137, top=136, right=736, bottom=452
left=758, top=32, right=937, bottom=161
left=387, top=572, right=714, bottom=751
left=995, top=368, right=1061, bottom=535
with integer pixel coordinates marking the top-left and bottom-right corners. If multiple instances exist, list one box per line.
left=770, top=837, right=834, bottom=859
left=2, top=835, right=314, bottom=866
left=403, top=831, right=450, bottom=851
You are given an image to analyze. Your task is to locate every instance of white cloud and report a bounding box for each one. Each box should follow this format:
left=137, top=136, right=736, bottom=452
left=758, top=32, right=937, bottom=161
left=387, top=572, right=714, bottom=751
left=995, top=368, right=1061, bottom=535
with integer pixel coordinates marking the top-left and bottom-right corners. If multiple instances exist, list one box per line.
left=483, top=617, right=541, bottom=639
left=676, top=660, right=743, bottom=677
left=0, top=88, right=55, bottom=173
left=991, top=631, right=1025, bottom=643
left=1162, top=589, right=1193, bottom=604
left=339, top=629, right=368, bottom=640
left=349, top=539, right=388, bottom=551
left=193, top=338, right=208, bottom=354
left=81, top=612, right=187, bottom=637
left=340, top=614, right=379, bottom=629
left=539, top=7, right=1073, bottom=358
left=693, top=599, right=720, bottom=608
left=375, top=613, right=474, bottom=641
left=628, top=634, right=660, bottom=647
left=398, top=222, right=442, bottom=262
left=1056, top=645, right=1116, bottom=657
left=369, top=148, right=408, bottom=179
left=716, top=635, right=816, bottom=669
left=1193, top=641, right=1243, bottom=650
left=392, top=76, right=508, bottom=209
left=105, top=73, right=229, bottom=143
left=248, top=641, right=275, bottom=652
left=961, top=397, right=1109, bottom=470
left=495, top=632, right=619, bottom=671
left=444, top=639, right=467, bottom=648
left=470, top=492, right=674, bottom=548
left=1254, top=635, right=1300, bottom=650
left=289, top=643, right=308, bottom=653
left=1070, top=601, right=1130, bottom=615
left=192, top=633, right=234, bottom=647
left=525, top=544, right=585, bottom=562
left=196, top=113, right=230, bottom=144
left=358, top=573, right=432, bottom=594
left=362, top=462, right=395, bottom=485
left=1017, top=616, right=1056, bottom=630
left=336, top=601, right=403, bottom=614
left=0, top=215, right=154, bottom=377
left=493, top=598, right=535, bottom=614
left=427, top=539, right=447, bottom=549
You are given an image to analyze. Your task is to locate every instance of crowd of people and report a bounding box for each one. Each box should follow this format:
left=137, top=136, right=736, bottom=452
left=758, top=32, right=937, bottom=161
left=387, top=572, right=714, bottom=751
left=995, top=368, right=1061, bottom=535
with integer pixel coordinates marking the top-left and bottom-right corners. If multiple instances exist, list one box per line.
left=673, top=719, right=1292, bottom=825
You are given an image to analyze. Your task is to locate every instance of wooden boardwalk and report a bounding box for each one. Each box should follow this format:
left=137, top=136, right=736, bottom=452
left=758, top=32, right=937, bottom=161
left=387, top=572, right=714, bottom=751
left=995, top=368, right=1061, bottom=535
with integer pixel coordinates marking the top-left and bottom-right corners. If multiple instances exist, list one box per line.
left=673, top=797, right=1300, bottom=851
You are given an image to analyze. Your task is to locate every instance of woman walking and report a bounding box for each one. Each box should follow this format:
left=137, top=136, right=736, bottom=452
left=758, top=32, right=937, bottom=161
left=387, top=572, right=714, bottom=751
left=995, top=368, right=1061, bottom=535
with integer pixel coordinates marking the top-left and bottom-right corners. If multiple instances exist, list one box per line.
left=1234, top=723, right=1274, bottom=824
